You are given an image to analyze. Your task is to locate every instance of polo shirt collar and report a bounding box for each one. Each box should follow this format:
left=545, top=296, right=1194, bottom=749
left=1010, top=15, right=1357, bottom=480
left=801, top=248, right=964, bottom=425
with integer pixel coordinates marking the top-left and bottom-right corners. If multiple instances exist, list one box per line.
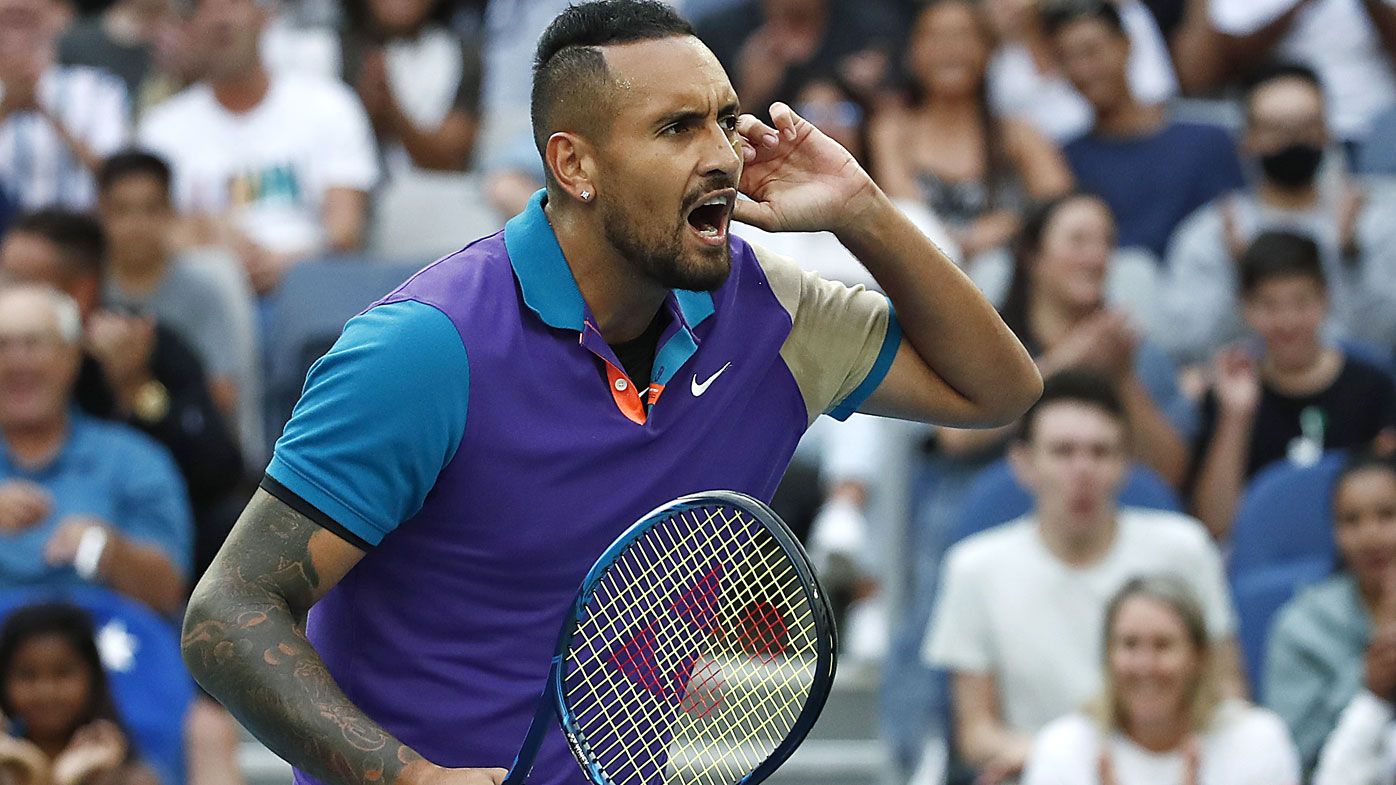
left=503, top=190, right=715, bottom=333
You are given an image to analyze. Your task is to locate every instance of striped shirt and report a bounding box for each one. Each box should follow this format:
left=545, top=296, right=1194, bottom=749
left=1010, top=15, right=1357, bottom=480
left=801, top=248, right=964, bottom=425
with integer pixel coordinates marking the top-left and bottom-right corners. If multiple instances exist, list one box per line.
left=0, top=65, right=129, bottom=210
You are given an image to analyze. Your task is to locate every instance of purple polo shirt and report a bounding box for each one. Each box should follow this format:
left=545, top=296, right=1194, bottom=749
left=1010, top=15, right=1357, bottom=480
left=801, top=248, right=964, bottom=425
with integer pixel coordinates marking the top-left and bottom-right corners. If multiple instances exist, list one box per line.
left=264, top=191, right=899, bottom=785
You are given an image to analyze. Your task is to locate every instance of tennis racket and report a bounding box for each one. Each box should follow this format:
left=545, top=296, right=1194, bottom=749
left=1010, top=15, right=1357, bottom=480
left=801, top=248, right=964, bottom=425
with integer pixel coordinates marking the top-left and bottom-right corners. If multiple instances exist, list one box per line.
left=502, top=490, right=837, bottom=785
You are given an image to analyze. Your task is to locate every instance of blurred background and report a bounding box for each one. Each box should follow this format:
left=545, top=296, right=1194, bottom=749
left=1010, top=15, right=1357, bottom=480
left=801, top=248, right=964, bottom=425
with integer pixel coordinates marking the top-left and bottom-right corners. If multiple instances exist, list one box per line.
left=2, top=0, right=1396, bottom=784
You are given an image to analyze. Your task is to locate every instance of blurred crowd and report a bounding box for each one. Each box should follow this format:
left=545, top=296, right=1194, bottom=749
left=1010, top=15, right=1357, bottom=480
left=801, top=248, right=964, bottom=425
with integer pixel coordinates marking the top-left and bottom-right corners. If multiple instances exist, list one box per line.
left=2, top=0, right=1396, bottom=784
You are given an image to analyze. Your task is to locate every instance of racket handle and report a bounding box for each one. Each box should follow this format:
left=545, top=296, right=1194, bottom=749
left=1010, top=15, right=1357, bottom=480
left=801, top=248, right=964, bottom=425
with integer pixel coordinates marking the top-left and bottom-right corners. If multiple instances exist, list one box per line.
left=504, top=676, right=559, bottom=785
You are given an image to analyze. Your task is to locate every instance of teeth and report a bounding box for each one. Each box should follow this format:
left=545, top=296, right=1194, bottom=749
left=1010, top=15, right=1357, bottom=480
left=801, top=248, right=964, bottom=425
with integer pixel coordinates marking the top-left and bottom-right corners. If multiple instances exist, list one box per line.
left=703, top=196, right=727, bottom=207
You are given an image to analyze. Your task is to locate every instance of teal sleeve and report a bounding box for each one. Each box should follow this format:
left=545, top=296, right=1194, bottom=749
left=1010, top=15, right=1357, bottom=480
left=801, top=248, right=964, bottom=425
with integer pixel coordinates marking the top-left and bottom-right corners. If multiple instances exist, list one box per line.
left=265, top=300, right=469, bottom=546
left=828, top=303, right=901, bottom=421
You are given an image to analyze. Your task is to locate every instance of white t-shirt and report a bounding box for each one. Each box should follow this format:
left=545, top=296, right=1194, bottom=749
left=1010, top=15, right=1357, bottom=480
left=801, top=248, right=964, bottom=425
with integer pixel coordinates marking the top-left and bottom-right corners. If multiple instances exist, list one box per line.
left=989, top=0, right=1178, bottom=142
left=138, top=74, right=379, bottom=257
left=1209, top=0, right=1396, bottom=139
left=1023, top=702, right=1300, bottom=785
left=923, top=508, right=1237, bottom=735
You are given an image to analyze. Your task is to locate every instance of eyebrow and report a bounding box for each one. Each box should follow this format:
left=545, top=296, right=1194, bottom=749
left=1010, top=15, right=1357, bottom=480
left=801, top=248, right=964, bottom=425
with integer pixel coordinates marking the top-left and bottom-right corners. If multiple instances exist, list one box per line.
left=653, top=101, right=742, bottom=131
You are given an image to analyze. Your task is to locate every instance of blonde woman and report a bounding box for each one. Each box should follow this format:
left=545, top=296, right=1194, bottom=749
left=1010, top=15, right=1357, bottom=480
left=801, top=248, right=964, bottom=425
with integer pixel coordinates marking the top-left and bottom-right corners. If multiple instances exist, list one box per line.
left=1023, top=577, right=1300, bottom=785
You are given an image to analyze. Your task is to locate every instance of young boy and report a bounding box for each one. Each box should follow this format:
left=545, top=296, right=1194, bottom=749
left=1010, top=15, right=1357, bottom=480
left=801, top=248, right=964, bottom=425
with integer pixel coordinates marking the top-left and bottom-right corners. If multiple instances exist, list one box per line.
left=1190, top=230, right=1396, bottom=538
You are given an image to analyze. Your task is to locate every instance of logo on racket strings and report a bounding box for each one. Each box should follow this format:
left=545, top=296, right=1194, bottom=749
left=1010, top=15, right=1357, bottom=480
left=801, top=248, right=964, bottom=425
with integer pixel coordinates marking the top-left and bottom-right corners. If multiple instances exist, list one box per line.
left=606, top=565, right=791, bottom=718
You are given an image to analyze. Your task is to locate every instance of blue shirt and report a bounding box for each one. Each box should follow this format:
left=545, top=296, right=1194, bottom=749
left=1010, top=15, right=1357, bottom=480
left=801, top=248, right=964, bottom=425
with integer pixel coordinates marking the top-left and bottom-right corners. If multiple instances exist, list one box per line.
left=0, top=412, right=193, bottom=589
left=267, top=191, right=899, bottom=785
left=1064, top=121, right=1246, bottom=258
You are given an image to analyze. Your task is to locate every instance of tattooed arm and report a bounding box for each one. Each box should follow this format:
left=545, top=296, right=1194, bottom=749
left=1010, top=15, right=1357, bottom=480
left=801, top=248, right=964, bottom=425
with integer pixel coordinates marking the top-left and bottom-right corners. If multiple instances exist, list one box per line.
left=181, top=489, right=506, bottom=785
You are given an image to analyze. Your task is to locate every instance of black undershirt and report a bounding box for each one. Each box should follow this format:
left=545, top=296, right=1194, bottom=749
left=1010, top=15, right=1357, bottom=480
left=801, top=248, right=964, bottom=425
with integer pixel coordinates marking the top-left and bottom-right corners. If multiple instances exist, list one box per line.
left=608, top=308, right=669, bottom=403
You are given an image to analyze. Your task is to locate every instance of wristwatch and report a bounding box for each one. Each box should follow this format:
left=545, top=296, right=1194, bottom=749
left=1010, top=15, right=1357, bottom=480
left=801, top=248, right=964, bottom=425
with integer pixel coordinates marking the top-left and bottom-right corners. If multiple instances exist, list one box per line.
left=132, top=379, right=170, bottom=423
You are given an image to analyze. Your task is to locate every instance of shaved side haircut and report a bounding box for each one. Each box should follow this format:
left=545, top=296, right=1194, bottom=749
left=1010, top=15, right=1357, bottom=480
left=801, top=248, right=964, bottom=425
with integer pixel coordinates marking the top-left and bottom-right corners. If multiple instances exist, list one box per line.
left=530, top=0, right=696, bottom=181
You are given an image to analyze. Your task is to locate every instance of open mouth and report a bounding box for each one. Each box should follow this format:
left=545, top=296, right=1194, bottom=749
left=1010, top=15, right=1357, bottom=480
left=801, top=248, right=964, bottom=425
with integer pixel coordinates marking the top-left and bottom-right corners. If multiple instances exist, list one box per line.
left=685, top=190, right=735, bottom=247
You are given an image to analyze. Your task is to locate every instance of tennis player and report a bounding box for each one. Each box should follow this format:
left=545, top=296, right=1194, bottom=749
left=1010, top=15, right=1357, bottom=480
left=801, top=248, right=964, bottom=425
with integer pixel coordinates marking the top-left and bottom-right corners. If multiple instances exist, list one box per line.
left=181, top=3, right=1041, bottom=785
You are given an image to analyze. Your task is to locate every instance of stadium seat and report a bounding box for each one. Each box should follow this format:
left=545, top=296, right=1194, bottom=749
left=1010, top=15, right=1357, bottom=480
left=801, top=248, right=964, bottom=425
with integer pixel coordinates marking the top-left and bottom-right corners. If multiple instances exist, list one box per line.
left=0, top=587, right=195, bottom=785
left=1228, top=451, right=1347, bottom=578
left=1230, top=557, right=1333, bottom=700
left=263, top=256, right=425, bottom=455
left=1341, top=338, right=1396, bottom=382
left=948, top=458, right=1182, bottom=546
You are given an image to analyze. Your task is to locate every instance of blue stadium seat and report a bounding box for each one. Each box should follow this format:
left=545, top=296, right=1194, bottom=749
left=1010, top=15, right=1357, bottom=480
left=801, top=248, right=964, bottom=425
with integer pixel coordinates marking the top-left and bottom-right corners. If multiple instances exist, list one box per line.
left=949, top=458, right=1182, bottom=546
left=1230, top=558, right=1333, bottom=700
left=1341, top=338, right=1396, bottom=383
left=263, top=256, right=426, bottom=456
left=0, top=587, right=194, bottom=785
left=1228, top=451, right=1346, bottom=578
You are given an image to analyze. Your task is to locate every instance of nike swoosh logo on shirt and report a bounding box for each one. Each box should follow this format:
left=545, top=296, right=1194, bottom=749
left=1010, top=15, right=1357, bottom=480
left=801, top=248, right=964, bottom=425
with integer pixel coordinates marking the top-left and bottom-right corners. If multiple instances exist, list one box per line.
left=691, top=362, right=732, bottom=397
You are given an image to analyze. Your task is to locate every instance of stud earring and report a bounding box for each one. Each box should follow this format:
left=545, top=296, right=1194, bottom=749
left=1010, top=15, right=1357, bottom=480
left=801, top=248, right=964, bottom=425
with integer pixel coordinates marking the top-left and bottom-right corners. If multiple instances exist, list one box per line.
left=580, top=190, right=591, bottom=201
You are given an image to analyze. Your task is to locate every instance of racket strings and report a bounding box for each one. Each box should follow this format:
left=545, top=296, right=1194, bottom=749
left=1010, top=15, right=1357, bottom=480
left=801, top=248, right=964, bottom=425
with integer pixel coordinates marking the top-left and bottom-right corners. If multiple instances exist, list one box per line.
left=575, top=528, right=812, bottom=777
left=562, top=505, right=822, bottom=785
left=659, top=528, right=818, bottom=785
left=563, top=502, right=748, bottom=776
left=567, top=507, right=753, bottom=776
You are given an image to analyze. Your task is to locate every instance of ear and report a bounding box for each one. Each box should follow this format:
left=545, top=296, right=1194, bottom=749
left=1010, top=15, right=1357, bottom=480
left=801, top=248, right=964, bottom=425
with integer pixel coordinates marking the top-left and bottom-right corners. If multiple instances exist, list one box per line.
left=1007, top=440, right=1036, bottom=494
left=544, top=132, right=597, bottom=205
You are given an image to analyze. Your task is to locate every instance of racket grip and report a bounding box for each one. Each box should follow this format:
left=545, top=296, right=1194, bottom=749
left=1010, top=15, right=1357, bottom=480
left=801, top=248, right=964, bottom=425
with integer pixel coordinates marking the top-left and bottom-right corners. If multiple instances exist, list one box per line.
left=504, top=679, right=558, bottom=785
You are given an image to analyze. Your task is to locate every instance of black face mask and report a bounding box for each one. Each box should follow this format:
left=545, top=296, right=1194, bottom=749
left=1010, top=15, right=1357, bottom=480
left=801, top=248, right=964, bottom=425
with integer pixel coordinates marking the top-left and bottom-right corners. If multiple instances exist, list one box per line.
left=1259, top=143, right=1324, bottom=188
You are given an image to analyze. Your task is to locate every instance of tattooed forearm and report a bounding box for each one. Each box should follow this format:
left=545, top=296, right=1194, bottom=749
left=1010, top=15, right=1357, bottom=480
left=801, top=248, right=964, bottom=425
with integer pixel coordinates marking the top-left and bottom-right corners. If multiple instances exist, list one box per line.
left=181, top=491, right=423, bottom=785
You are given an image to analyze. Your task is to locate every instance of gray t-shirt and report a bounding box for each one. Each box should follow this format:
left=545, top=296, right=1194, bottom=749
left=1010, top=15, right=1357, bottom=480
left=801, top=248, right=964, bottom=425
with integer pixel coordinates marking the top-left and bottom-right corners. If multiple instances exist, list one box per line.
left=105, top=249, right=263, bottom=463
left=1159, top=179, right=1396, bottom=364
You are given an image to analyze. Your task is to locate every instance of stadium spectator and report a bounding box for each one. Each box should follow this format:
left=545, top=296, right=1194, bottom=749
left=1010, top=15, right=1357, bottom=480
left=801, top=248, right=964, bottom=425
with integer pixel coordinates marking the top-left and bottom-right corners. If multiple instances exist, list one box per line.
left=137, top=0, right=379, bottom=295
left=56, top=0, right=180, bottom=118
left=1023, top=576, right=1300, bottom=785
left=871, top=0, right=1072, bottom=265
left=950, top=193, right=1195, bottom=486
left=1047, top=0, right=1244, bottom=258
left=0, top=283, right=189, bottom=616
left=1160, top=64, right=1396, bottom=365
left=1189, top=232, right=1396, bottom=539
left=878, top=193, right=1195, bottom=768
left=1210, top=0, right=1396, bottom=145
left=695, top=0, right=898, bottom=118
left=1265, top=453, right=1396, bottom=778
left=924, top=370, right=1240, bottom=784
left=0, top=603, right=157, bottom=785
left=0, top=209, right=245, bottom=583
left=0, top=0, right=130, bottom=210
left=95, top=151, right=261, bottom=467
left=340, top=0, right=483, bottom=173
left=985, top=0, right=1178, bottom=142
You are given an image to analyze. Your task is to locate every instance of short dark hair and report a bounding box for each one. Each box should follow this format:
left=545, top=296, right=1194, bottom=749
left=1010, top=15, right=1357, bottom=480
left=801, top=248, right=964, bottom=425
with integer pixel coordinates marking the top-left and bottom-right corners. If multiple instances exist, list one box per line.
left=1041, top=0, right=1126, bottom=38
left=9, top=209, right=107, bottom=278
left=1016, top=369, right=1127, bottom=444
left=1238, top=230, right=1325, bottom=296
left=1241, top=61, right=1324, bottom=116
left=97, top=150, right=172, bottom=197
left=530, top=0, right=696, bottom=161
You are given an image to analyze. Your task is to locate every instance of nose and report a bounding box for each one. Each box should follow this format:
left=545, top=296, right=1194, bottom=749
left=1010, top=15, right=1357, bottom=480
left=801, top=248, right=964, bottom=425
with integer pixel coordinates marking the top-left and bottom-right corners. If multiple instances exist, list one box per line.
left=699, top=122, right=742, bottom=182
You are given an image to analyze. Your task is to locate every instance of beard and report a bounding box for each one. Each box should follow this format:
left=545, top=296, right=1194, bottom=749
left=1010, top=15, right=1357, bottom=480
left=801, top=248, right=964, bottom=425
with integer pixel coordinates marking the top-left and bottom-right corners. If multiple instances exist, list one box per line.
left=599, top=196, right=732, bottom=293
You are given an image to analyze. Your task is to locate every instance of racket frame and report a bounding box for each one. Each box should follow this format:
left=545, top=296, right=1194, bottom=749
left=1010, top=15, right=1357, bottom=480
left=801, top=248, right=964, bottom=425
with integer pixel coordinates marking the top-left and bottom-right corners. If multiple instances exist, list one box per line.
left=503, top=490, right=837, bottom=785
